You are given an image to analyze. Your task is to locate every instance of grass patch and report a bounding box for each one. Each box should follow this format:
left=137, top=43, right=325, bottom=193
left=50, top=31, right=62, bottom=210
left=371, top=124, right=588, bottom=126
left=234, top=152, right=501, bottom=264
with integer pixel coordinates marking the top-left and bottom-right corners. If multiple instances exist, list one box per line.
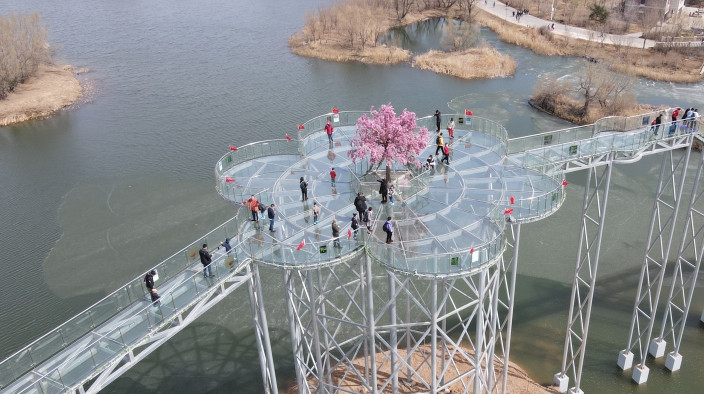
left=413, top=47, right=516, bottom=79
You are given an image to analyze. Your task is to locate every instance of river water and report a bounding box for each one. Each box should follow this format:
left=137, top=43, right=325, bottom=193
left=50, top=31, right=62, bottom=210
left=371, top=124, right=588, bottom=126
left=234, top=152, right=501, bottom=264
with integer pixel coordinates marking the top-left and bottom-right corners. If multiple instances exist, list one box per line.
left=1, top=0, right=703, bottom=392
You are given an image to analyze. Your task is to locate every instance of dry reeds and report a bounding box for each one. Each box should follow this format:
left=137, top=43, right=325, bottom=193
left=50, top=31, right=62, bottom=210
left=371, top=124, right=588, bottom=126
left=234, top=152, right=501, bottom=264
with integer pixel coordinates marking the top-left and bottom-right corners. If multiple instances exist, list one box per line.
left=289, top=40, right=412, bottom=65
left=413, top=47, right=517, bottom=79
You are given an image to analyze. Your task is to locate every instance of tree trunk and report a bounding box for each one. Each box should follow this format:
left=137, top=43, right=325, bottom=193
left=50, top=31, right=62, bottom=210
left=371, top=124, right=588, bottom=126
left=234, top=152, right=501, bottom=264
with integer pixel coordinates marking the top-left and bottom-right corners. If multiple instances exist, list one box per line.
left=386, top=160, right=391, bottom=183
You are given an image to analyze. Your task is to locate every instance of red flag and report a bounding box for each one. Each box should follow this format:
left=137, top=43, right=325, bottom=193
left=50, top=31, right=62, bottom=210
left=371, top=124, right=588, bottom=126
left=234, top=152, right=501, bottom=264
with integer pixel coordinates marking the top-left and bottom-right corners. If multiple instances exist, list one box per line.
left=229, top=145, right=238, bottom=151
left=297, top=239, right=306, bottom=251
left=332, top=107, right=339, bottom=114
left=465, top=109, right=473, bottom=116
left=225, top=177, right=235, bottom=183
left=504, top=208, right=514, bottom=215
left=347, top=229, right=352, bottom=239
left=562, top=179, right=568, bottom=186
left=286, top=134, right=292, bottom=141
left=510, top=196, right=515, bottom=205
left=470, top=247, right=474, bottom=254
left=298, top=124, right=305, bottom=130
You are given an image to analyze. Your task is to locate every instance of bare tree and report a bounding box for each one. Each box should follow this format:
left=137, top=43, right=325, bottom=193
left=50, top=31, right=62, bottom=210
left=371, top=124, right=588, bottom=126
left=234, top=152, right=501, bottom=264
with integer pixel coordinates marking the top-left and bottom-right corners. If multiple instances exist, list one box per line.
left=441, top=10, right=480, bottom=50
left=394, top=0, right=416, bottom=20
left=0, top=13, right=52, bottom=100
left=577, top=63, right=635, bottom=117
left=458, top=0, right=480, bottom=22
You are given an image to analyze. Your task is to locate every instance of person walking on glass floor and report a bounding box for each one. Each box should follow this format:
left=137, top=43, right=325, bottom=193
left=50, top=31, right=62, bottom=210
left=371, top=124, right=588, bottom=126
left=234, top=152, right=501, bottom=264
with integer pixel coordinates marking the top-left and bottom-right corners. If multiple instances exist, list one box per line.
left=325, top=119, right=334, bottom=143
left=383, top=216, right=393, bottom=244
left=199, top=243, right=214, bottom=278
left=267, top=203, right=276, bottom=232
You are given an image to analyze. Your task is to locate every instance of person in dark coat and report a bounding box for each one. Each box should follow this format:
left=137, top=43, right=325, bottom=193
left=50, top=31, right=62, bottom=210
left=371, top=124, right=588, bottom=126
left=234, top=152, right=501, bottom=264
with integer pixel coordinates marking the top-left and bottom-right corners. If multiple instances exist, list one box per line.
left=267, top=204, right=276, bottom=232
left=434, top=110, right=441, bottom=132
left=351, top=213, right=360, bottom=239
left=300, top=177, right=308, bottom=201
left=199, top=243, right=213, bottom=278
left=377, top=179, right=388, bottom=203
left=354, top=192, right=367, bottom=219
left=144, top=270, right=156, bottom=291
left=654, top=113, right=663, bottom=135
left=221, top=237, right=232, bottom=254
left=150, top=288, right=161, bottom=304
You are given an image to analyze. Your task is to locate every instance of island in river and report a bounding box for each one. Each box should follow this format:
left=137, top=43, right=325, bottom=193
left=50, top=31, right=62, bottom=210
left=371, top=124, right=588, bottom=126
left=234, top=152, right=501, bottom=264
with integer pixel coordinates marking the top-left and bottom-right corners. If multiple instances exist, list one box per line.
left=0, top=64, right=82, bottom=127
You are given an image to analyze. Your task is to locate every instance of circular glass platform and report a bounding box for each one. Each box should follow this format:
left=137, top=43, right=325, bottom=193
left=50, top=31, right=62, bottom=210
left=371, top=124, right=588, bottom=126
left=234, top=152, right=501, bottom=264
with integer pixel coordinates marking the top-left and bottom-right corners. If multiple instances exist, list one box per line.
left=215, top=112, right=565, bottom=277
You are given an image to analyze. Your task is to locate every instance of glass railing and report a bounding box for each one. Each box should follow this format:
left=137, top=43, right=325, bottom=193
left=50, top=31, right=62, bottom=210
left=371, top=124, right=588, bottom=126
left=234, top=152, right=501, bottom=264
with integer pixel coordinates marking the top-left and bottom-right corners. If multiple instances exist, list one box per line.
left=506, top=152, right=566, bottom=222
left=245, top=230, right=367, bottom=269
left=367, top=215, right=506, bottom=277
left=507, top=108, right=684, bottom=155
left=514, top=118, right=696, bottom=167
left=297, top=111, right=370, bottom=143
left=0, top=215, right=254, bottom=391
left=214, top=139, right=299, bottom=196
left=417, top=114, right=509, bottom=158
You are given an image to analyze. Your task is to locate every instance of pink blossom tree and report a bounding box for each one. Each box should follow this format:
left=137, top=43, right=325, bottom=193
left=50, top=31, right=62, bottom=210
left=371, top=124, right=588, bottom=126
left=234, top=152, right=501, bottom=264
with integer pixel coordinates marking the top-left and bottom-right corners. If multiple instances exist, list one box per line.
left=348, top=104, right=429, bottom=182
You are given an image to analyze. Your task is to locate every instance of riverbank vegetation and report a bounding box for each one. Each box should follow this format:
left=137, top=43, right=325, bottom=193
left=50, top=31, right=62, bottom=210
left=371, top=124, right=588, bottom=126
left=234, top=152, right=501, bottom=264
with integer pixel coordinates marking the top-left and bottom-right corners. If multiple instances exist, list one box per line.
left=291, top=0, right=704, bottom=83
left=475, top=9, right=704, bottom=83
left=289, top=0, right=516, bottom=78
left=0, top=13, right=54, bottom=100
left=530, top=63, right=655, bottom=124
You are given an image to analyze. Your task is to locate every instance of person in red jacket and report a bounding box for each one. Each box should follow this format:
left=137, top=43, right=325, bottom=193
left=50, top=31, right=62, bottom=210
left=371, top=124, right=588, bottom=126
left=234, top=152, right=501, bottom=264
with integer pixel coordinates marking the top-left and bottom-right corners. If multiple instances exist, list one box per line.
left=325, top=120, right=334, bottom=143
left=330, top=167, right=337, bottom=187
left=441, top=143, right=450, bottom=164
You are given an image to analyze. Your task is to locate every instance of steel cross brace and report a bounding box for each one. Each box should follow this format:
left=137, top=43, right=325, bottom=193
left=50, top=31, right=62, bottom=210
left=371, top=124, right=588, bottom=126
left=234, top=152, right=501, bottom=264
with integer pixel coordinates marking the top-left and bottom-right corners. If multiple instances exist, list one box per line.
left=618, top=144, right=692, bottom=384
left=555, top=162, right=613, bottom=394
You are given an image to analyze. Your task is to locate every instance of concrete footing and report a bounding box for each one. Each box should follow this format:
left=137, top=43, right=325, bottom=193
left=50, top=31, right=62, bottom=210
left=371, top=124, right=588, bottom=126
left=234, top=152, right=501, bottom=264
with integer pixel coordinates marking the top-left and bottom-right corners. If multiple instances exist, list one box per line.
left=632, top=364, right=649, bottom=384
left=665, top=352, right=682, bottom=372
left=553, top=373, right=569, bottom=393
left=567, top=388, right=584, bottom=394
left=648, top=337, right=666, bottom=358
left=617, top=349, right=633, bottom=370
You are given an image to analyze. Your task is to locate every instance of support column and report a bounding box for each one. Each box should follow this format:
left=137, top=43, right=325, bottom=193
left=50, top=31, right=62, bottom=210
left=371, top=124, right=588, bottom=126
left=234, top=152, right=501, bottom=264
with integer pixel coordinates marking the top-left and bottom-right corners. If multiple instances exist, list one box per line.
left=475, top=269, right=487, bottom=394
left=619, top=145, right=692, bottom=384
left=305, top=270, right=325, bottom=393
left=501, top=224, right=521, bottom=394
left=387, top=272, right=398, bottom=393
left=247, top=263, right=278, bottom=394
left=431, top=279, right=438, bottom=391
left=555, top=163, right=613, bottom=394
left=284, top=270, right=305, bottom=392
left=657, top=143, right=704, bottom=372
left=364, top=254, right=378, bottom=394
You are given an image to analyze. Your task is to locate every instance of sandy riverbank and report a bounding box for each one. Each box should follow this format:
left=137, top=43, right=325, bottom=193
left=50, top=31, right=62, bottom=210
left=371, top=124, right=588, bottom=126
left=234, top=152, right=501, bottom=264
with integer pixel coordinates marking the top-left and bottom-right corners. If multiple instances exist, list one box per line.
left=0, top=64, right=82, bottom=127
left=285, top=344, right=561, bottom=393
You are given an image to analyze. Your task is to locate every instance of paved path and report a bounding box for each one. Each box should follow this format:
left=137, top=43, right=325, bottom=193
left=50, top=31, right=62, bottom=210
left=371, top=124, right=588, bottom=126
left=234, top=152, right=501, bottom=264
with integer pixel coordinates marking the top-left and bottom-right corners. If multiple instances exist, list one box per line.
left=476, top=1, right=656, bottom=48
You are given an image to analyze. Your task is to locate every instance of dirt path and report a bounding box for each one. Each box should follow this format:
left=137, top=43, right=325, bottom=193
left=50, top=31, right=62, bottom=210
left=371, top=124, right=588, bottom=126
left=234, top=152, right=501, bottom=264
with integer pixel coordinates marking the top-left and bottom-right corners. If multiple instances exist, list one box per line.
left=0, top=64, right=82, bottom=127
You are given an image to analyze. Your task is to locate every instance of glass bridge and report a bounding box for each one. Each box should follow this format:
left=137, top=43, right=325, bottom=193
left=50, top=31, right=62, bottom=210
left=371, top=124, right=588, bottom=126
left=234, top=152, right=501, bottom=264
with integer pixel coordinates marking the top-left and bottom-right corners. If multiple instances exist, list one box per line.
left=0, top=108, right=695, bottom=394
